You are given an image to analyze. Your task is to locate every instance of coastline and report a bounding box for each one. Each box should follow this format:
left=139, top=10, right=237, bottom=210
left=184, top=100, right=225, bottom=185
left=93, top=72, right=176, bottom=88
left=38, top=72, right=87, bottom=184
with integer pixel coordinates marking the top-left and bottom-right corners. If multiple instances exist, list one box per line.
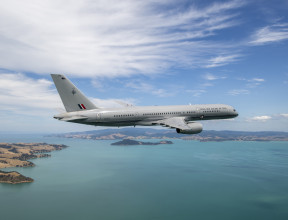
left=0, top=171, right=34, bottom=184
left=51, top=129, right=288, bottom=142
left=0, top=143, right=68, bottom=184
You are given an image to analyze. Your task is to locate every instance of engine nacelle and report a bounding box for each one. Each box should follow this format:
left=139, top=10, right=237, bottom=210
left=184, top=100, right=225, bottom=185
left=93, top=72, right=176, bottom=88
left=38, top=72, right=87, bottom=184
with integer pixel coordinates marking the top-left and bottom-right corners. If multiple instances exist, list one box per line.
left=176, top=122, right=203, bottom=134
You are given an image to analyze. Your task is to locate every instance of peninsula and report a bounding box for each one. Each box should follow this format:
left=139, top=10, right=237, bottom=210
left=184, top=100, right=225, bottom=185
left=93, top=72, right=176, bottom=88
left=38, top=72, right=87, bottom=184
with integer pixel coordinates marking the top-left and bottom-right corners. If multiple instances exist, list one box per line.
left=0, top=143, right=68, bottom=184
left=111, top=139, right=173, bottom=146
left=0, top=171, right=34, bottom=184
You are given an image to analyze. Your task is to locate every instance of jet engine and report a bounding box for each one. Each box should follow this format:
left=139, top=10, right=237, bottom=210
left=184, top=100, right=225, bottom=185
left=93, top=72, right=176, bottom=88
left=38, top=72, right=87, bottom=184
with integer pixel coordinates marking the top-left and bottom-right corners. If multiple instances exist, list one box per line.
left=176, top=122, right=203, bottom=134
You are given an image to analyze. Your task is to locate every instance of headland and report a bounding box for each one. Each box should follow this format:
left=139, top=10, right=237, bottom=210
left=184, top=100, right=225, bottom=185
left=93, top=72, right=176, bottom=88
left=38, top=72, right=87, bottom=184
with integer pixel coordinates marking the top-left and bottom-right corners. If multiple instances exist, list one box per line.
left=0, top=143, right=68, bottom=184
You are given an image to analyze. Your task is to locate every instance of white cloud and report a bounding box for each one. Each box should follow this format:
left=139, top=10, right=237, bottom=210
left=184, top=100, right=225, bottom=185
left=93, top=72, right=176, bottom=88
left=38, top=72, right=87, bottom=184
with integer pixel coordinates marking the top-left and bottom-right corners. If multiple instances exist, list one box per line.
left=0, top=73, right=60, bottom=114
left=203, top=73, right=218, bottom=80
left=280, top=114, right=288, bottom=118
left=249, top=116, right=272, bottom=122
left=205, top=54, right=240, bottom=68
left=186, top=72, right=227, bottom=97
left=247, top=78, right=265, bottom=88
left=91, top=80, right=105, bottom=91
left=246, top=114, right=288, bottom=123
left=250, top=23, right=288, bottom=45
left=125, top=81, right=172, bottom=97
left=0, top=0, right=244, bottom=77
left=236, top=77, right=265, bottom=89
left=200, top=82, right=214, bottom=87
left=203, top=73, right=226, bottom=81
left=0, top=73, right=136, bottom=115
left=91, top=98, right=136, bottom=108
left=228, top=89, right=249, bottom=95
left=186, top=89, right=207, bottom=97
left=250, top=78, right=265, bottom=82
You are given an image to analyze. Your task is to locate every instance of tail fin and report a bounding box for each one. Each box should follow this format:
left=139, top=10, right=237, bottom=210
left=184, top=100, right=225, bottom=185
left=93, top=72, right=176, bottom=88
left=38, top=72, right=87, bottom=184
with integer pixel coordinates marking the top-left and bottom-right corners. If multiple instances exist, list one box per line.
left=51, top=74, right=97, bottom=112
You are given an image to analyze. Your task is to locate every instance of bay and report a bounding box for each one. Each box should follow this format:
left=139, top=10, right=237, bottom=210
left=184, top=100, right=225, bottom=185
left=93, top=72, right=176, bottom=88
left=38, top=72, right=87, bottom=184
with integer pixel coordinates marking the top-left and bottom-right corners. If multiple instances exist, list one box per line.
left=0, top=134, right=288, bottom=220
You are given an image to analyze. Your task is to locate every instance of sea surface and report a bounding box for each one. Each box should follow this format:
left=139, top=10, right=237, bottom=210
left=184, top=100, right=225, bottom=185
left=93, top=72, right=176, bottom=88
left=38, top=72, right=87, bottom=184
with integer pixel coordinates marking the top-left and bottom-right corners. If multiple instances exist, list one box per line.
left=0, top=134, right=288, bottom=220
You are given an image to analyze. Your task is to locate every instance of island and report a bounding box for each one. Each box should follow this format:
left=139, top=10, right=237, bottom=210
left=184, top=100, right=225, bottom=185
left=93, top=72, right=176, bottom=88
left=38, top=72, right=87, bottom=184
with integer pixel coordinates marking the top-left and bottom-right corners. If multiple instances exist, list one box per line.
left=111, top=139, right=173, bottom=146
left=0, top=143, right=68, bottom=184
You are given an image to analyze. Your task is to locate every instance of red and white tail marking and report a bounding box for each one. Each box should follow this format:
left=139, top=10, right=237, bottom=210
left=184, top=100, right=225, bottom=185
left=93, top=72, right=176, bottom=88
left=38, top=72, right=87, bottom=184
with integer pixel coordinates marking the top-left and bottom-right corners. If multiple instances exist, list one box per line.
left=78, top=104, right=86, bottom=110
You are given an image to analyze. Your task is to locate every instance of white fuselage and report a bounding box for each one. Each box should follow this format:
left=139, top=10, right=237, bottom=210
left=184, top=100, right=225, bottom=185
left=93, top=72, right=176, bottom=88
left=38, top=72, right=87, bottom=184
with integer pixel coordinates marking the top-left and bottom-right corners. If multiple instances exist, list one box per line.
left=51, top=74, right=239, bottom=134
left=54, top=104, right=238, bottom=127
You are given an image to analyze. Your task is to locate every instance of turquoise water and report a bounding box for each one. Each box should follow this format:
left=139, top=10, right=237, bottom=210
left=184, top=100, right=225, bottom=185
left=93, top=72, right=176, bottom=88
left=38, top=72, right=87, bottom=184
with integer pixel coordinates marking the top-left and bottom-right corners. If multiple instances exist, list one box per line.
left=1, top=135, right=288, bottom=220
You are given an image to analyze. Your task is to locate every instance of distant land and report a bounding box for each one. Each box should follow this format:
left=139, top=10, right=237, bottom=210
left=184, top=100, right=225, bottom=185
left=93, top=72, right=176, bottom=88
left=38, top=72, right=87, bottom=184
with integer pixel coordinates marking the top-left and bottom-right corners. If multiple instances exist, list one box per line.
left=111, top=139, right=173, bottom=146
left=0, top=171, right=34, bottom=184
left=50, top=128, right=288, bottom=142
left=0, top=143, right=68, bottom=184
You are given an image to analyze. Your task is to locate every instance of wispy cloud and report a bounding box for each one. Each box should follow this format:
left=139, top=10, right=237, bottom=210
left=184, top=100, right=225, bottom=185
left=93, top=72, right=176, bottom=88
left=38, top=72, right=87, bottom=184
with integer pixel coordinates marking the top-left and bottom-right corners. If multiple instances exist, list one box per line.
left=186, top=72, right=227, bottom=97
left=186, top=89, right=207, bottom=97
left=247, top=114, right=288, bottom=122
left=279, top=113, right=288, bottom=118
left=246, top=78, right=265, bottom=88
left=228, top=89, right=250, bottom=95
left=205, top=54, right=241, bottom=68
left=91, top=80, right=105, bottom=91
left=91, top=98, right=136, bottom=108
left=125, top=81, right=172, bottom=97
left=229, top=77, right=265, bottom=95
left=250, top=78, right=265, bottom=82
left=200, top=82, right=214, bottom=87
left=0, top=0, right=245, bottom=77
left=204, top=73, right=218, bottom=81
left=250, top=23, right=288, bottom=45
left=203, top=73, right=226, bottom=81
left=248, top=115, right=272, bottom=122
left=0, top=73, right=59, bottom=114
left=0, top=73, right=135, bottom=116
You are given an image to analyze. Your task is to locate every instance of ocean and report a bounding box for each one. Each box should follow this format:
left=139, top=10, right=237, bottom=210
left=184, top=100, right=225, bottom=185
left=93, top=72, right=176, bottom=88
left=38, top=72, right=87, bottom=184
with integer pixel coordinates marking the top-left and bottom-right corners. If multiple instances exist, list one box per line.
left=1, top=135, right=288, bottom=220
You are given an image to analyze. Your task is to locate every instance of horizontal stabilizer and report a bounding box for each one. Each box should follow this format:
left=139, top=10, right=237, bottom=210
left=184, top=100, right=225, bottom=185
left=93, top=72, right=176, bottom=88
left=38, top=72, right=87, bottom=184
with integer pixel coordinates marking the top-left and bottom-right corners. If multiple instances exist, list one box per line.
left=60, top=115, right=88, bottom=122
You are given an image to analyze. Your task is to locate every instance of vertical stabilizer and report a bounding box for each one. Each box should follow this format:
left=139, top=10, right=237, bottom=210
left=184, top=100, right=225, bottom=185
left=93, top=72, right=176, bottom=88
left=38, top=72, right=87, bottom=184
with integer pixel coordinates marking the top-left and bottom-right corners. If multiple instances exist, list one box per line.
left=51, top=74, right=97, bottom=112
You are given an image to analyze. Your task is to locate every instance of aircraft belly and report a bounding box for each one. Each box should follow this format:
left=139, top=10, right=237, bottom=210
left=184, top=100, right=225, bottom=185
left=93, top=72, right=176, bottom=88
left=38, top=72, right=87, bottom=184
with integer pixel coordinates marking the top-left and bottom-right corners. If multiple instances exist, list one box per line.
left=188, top=115, right=236, bottom=121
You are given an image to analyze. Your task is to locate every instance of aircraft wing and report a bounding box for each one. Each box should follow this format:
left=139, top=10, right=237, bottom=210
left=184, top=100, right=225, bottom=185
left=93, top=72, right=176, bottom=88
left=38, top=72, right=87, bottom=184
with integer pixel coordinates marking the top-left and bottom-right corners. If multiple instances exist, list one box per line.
left=153, top=117, right=191, bottom=130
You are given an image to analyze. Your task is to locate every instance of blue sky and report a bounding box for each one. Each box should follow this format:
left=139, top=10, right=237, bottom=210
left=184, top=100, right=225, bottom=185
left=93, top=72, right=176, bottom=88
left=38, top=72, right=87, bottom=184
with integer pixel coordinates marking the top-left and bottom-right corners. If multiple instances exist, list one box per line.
left=0, top=0, right=288, bottom=133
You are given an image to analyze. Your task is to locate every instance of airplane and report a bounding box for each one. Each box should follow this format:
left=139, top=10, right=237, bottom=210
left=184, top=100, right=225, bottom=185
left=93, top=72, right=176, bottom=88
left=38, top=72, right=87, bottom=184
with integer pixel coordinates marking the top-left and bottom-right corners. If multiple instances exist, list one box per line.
left=51, top=74, right=238, bottom=134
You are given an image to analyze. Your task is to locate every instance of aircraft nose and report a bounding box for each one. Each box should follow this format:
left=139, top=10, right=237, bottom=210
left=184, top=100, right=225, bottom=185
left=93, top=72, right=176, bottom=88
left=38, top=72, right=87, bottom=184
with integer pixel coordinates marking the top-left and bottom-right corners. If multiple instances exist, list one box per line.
left=230, top=106, right=239, bottom=118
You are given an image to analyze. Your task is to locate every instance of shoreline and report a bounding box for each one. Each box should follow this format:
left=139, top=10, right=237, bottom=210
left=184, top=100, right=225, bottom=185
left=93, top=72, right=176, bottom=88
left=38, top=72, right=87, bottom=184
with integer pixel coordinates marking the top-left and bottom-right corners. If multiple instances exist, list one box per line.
left=0, top=143, right=68, bottom=184
left=0, top=171, right=34, bottom=184
left=50, top=129, right=288, bottom=142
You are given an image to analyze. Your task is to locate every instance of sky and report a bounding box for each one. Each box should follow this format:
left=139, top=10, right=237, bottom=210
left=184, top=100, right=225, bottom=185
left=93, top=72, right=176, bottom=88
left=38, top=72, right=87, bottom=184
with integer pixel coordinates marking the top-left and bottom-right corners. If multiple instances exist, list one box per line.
left=0, top=0, right=288, bottom=133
